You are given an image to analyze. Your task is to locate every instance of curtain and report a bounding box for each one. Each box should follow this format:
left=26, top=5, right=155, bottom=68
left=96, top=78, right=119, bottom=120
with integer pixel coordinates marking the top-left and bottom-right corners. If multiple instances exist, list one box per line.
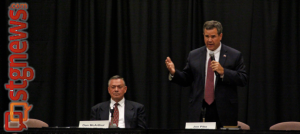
left=0, top=0, right=299, bottom=130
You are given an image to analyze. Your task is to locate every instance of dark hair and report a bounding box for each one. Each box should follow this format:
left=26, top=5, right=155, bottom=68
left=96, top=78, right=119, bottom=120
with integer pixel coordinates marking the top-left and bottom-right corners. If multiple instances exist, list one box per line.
left=108, top=75, right=126, bottom=86
left=203, top=20, right=223, bottom=35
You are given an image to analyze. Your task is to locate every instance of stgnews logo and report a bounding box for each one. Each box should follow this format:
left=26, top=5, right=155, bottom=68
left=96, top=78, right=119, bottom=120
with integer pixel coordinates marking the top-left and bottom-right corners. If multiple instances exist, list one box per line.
left=4, top=3, right=35, bottom=132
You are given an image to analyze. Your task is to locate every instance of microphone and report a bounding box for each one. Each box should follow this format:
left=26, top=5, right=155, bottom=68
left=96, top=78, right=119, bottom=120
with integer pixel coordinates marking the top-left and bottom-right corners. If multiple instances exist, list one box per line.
left=109, top=107, right=118, bottom=128
left=110, top=108, right=114, bottom=118
left=201, top=108, right=206, bottom=122
left=209, top=52, right=219, bottom=76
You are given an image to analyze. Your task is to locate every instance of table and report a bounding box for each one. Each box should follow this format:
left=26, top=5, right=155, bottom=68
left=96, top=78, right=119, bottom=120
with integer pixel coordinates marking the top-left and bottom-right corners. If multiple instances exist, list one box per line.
left=1, top=127, right=300, bottom=134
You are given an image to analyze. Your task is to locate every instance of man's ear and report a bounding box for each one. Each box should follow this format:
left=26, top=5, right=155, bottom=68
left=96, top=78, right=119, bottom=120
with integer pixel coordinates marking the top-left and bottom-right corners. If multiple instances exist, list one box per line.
left=124, top=86, right=127, bottom=93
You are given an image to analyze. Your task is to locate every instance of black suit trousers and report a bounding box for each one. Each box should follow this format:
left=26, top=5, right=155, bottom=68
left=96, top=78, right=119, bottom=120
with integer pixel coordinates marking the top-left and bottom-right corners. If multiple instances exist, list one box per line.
left=201, top=101, right=222, bottom=129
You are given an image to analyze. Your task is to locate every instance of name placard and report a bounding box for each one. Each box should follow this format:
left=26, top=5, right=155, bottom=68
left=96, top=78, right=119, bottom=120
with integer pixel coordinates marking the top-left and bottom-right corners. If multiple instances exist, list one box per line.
left=185, top=122, right=216, bottom=129
left=79, top=120, right=109, bottom=128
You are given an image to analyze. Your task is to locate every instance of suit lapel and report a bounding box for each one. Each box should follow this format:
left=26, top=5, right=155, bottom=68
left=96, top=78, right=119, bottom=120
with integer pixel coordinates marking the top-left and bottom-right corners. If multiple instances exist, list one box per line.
left=125, top=100, right=134, bottom=128
left=217, top=44, right=227, bottom=83
left=200, top=48, right=207, bottom=81
left=219, top=44, right=227, bottom=68
left=100, top=101, right=110, bottom=120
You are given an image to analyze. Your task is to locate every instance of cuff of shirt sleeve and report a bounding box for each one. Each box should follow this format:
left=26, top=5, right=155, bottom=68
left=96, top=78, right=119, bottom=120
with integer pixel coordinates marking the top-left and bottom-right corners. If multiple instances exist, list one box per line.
left=220, top=74, right=224, bottom=79
left=168, top=73, right=174, bottom=81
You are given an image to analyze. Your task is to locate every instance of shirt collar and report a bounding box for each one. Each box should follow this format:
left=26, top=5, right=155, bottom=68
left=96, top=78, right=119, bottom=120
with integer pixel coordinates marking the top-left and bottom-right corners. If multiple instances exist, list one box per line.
left=110, top=97, right=125, bottom=107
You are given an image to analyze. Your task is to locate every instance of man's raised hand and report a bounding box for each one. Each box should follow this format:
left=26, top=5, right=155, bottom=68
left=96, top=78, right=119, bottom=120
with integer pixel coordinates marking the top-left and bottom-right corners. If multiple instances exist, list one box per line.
left=165, top=57, right=175, bottom=75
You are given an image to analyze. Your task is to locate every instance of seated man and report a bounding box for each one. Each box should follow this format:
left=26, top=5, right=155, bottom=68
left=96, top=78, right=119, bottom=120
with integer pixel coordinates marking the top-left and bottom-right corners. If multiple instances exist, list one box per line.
left=90, top=75, right=147, bottom=129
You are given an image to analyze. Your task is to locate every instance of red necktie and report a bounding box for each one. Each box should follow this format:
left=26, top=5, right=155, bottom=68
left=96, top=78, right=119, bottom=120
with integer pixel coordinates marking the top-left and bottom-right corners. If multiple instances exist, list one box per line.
left=205, top=58, right=214, bottom=105
left=112, top=103, right=119, bottom=127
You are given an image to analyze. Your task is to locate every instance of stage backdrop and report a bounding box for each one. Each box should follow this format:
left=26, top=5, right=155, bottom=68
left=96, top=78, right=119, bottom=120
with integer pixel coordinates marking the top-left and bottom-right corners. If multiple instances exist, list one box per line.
left=1, top=0, right=299, bottom=130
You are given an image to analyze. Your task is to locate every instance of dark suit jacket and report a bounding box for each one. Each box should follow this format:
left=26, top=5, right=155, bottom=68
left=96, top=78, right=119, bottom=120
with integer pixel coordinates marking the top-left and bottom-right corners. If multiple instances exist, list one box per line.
left=90, top=100, right=147, bottom=129
left=171, top=44, right=247, bottom=126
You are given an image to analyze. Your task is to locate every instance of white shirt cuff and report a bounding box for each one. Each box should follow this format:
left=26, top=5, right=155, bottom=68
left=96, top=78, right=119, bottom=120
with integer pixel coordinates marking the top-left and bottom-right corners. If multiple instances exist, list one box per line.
left=168, top=73, right=174, bottom=81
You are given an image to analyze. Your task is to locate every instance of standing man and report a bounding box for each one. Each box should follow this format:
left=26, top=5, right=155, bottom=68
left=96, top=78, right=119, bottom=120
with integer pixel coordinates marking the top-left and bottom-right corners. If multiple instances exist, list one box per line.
left=165, top=20, right=247, bottom=128
left=90, top=75, right=147, bottom=128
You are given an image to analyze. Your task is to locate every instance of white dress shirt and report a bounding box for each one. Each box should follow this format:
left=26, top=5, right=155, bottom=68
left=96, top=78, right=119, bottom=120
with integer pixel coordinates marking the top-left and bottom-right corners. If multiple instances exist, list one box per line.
left=205, top=42, right=222, bottom=89
left=109, top=98, right=125, bottom=128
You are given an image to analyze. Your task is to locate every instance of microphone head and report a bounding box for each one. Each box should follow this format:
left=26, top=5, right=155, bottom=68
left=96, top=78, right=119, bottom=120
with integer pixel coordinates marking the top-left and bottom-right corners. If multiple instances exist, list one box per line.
left=110, top=108, right=114, bottom=117
left=209, top=52, right=214, bottom=57
left=209, top=52, right=215, bottom=61
left=203, top=108, right=206, bottom=115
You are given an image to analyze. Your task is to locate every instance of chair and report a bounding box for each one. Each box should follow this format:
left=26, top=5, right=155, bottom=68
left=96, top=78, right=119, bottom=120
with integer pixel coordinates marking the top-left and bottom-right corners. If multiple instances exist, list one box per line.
left=238, top=121, right=250, bottom=130
left=4, top=118, right=49, bottom=128
left=270, top=121, right=300, bottom=130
